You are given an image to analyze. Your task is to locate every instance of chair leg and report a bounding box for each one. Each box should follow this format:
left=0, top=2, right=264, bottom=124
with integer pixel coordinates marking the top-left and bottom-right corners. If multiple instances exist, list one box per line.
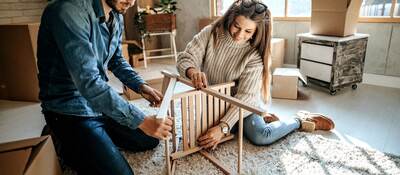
left=141, top=36, right=147, bottom=68
left=199, top=150, right=233, bottom=175
left=171, top=31, right=178, bottom=63
left=165, top=139, right=171, bottom=175
left=238, top=108, right=244, bottom=174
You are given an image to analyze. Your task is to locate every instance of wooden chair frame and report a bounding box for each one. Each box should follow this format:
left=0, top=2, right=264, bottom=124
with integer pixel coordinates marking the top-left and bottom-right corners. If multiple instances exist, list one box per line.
left=156, top=71, right=266, bottom=175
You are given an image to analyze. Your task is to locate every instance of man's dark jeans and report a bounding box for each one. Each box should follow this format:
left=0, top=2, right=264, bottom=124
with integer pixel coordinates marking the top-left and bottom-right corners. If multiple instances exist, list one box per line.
left=44, top=111, right=159, bottom=175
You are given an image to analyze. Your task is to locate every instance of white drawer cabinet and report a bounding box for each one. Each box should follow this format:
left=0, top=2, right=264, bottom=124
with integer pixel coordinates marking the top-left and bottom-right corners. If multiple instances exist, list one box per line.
left=300, top=43, right=333, bottom=64
left=297, top=33, right=369, bottom=95
left=300, top=60, right=332, bottom=82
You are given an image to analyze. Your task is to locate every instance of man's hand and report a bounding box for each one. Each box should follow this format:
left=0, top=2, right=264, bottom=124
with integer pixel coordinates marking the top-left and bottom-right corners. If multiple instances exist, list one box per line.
left=138, top=116, right=173, bottom=140
left=186, top=67, right=208, bottom=89
left=139, top=84, right=163, bottom=107
left=198, top=126, right=224, bottom=149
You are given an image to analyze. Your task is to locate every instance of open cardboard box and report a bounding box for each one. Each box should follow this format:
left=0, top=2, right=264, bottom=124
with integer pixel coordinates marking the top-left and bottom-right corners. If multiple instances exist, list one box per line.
left=272, top=68, right=307, bottom=100
left=0, top=135, right=62, bottom=175
left=311, top=0, right=362, bottom=36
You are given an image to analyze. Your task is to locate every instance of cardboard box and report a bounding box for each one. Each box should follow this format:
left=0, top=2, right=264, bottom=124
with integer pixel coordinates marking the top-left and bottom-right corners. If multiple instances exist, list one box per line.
left=0, top=135, right=62, bottom=175
left=0, top=23, right=40, bottom=102
left=272, top=68, right=307, bottom=99
left=271, top=38, right=285, bottom=71
left=311, top=0, right=362, bottom=36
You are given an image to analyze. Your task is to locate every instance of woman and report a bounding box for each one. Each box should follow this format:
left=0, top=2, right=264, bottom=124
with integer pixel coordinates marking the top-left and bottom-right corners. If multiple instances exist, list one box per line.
left=177, top=0, right=334, bottom=149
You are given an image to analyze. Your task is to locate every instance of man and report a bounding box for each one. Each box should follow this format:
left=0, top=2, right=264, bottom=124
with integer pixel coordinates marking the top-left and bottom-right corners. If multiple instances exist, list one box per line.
left=37, top=0, right=173, bottom=174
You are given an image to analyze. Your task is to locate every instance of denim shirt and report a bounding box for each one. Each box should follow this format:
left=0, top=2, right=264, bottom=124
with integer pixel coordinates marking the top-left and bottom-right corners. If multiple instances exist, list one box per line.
left=37, top=0, right=146, bottom=129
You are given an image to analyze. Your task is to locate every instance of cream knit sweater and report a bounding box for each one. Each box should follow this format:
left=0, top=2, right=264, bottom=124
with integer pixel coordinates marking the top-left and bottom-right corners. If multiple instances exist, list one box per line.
left=177, top=25, right=264, bottom=130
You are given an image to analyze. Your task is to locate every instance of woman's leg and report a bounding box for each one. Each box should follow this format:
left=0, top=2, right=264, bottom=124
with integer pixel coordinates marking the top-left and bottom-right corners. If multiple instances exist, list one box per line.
left=243, top=113, right=301, bottom=145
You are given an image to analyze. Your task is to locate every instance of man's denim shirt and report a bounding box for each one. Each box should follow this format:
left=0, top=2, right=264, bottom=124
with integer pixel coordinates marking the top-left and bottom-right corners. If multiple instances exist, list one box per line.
left=37, top=0, right=146, bottom=129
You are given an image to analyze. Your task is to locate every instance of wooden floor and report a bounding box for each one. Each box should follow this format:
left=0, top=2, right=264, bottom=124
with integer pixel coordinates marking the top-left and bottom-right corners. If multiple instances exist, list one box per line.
left=0, top=63, right=399, bottom=155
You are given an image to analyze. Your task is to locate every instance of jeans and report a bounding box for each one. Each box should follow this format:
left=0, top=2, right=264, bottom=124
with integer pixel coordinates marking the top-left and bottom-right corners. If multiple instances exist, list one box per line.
left=240, top=113, right=301, bottom=146
left=44, top=111, right=159, bottom=175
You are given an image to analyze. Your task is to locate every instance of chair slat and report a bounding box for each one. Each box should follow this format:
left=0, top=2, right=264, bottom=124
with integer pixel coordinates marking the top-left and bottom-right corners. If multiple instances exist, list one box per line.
left=207, top=94, right=214, bottom=127
left=181, top=97, right=189, bottom=151
left=195, top=93, right=201, bottom=140
left=213, top=96, right=219, bottom=125
left=201, top=93, right=207, bottom=134
left=225, top=86, right=231, bottom=111
left=219, top=89, right=226, bottom=118
left=170, top=100, right=177, bottom=152
left=188, top=96, right=195, bottom=148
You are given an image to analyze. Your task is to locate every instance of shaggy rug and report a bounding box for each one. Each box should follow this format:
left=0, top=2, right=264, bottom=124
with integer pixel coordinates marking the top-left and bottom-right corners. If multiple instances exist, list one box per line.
left=121, top=99, right=400, bottom=175
left=65, top=99, right=400, bottom=175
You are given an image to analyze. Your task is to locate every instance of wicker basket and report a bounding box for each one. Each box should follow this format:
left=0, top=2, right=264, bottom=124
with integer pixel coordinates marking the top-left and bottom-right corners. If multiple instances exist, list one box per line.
left=144, top=14, right=176, bottom=32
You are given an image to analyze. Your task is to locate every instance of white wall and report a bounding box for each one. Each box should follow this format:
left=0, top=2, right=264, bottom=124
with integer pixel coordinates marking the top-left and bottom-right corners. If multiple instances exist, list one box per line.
left=175, top=0, right=400, bottom=77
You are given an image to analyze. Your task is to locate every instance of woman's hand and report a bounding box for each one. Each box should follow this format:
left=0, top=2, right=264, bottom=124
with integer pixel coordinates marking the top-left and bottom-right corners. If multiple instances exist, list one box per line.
left=198, top=126, right=224, bottom=149
left=186, top=67, right=208, bottom=89
left=139, top=84, right=163, bottom=107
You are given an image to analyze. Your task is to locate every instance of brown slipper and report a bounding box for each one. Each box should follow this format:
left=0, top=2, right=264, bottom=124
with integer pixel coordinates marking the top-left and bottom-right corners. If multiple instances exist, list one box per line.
left=296, top=110, right=335, bottom=131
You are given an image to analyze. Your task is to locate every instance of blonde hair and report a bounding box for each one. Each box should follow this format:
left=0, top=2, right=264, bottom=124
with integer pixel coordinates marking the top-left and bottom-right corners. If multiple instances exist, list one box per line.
left=211, top=0, right=272, bottom=102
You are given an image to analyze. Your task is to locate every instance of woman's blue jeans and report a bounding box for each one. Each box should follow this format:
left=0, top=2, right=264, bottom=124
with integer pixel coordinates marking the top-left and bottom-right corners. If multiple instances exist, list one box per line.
left=44, top=111, right=159, bottom=175
left=238, top=113, right=301, bottom=146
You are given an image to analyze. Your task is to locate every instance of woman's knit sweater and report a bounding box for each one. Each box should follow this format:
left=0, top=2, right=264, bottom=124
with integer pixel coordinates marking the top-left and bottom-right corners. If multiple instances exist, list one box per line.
left=177, top=25, right=264, bottom=130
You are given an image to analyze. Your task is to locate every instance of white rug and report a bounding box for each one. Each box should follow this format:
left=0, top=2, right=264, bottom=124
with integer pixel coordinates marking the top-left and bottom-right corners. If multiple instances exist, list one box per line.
left=121, top=100, right=400, bottom=175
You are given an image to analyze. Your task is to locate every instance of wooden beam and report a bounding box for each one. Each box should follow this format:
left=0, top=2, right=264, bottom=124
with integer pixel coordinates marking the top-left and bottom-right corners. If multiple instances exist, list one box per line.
left=199, top=150, right=234, bottom=175
left=156, top=78, right=176, bottom=120
left=284, top=0, right=288, bottom=17
left=238, top=108, right=244, bottom=174
left=165, top=139, right=171, bottom=175
left=171, top=160, right=176, bottom=175
left=161, top=70, right=266, bottom=116
left=170, top=135, right=234, bottom=160
left=172, top=90, right=201, bottom=100
left=171, top=147, right=202, bottom=160
left=390, top=0, right=396, bottom=18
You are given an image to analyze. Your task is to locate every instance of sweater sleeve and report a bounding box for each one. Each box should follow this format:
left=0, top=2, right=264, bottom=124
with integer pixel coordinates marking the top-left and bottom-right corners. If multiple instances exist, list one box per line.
left=177, top=25, right=213, bottom=79
left=219, top=53, right=264, bottom=130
